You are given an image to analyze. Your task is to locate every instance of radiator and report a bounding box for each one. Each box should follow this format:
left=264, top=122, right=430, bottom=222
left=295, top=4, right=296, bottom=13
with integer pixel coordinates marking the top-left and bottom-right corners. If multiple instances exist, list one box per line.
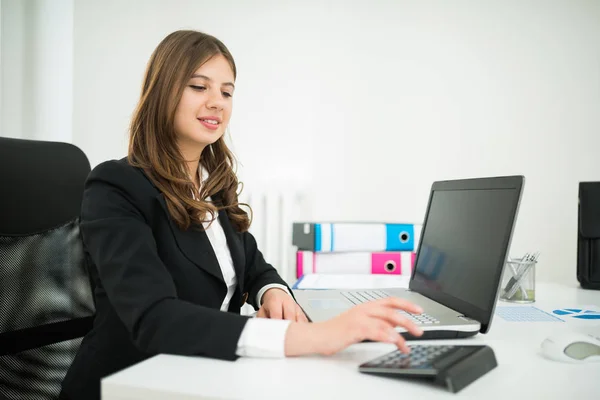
left=239, top=186, right=310, bottom=285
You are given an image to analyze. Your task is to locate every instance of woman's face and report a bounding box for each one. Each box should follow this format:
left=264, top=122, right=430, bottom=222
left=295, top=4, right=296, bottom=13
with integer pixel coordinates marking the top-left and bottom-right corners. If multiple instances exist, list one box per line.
left=174, top=54, right=235, bottom=154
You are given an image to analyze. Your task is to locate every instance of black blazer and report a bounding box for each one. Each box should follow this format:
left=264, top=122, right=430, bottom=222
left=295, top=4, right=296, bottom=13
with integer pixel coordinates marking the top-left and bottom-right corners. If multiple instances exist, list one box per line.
left=60, top=158, right=291, bottom=400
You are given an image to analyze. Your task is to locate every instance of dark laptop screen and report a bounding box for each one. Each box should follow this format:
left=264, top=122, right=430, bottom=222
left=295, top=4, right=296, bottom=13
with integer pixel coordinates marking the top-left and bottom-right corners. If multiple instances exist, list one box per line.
left=411, top=185, right=519, bottom=328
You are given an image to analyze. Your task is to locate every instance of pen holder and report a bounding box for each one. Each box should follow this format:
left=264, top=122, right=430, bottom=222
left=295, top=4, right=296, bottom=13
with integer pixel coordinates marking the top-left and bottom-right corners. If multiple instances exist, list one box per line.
left=499, top=257, right=536, bottom=303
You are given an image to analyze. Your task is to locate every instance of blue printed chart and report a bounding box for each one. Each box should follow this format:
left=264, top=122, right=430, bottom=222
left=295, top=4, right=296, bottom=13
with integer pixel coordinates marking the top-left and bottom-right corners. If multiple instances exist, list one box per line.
left=552, top=308, right=600, bottom=320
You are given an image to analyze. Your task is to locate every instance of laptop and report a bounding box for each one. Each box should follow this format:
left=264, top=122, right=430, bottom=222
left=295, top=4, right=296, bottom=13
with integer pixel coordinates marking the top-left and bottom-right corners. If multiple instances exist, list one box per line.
left=294, top=175, right=524, bottom=339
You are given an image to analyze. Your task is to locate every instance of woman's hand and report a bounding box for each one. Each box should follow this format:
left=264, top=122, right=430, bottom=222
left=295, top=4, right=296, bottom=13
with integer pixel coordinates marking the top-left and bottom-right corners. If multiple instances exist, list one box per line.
left=257, top=288, right=309, bottom=322
left=284, top=297, right=424, bottom=356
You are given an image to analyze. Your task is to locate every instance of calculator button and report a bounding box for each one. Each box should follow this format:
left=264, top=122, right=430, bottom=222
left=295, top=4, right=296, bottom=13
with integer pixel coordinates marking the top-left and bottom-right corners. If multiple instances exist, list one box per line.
left=432, top=347, right=471, bottom=370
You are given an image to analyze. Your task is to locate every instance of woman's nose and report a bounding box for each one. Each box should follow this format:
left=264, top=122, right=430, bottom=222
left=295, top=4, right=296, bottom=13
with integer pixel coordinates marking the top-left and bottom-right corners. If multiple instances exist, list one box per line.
left=206, top=89, right=225, bottom=110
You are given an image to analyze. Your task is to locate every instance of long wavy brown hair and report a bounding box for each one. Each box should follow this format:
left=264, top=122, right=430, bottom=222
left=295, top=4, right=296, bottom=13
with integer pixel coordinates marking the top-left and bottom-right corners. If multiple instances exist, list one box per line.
left=128, top=30, right=251, bottom=232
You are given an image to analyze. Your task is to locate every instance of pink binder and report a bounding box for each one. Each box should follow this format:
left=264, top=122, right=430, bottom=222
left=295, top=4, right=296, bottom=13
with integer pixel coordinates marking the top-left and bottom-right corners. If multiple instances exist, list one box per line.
left=296, top=251, right=416, bottom=278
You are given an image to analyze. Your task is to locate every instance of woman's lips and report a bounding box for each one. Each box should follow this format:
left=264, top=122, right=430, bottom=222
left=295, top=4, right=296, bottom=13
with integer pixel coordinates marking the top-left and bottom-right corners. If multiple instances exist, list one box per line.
left=198, top=118, right=219, bottom=131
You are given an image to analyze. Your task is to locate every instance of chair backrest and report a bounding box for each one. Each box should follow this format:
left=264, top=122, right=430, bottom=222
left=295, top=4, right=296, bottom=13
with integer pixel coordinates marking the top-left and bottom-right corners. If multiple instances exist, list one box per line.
left=0, top=137, right=95, bottom=400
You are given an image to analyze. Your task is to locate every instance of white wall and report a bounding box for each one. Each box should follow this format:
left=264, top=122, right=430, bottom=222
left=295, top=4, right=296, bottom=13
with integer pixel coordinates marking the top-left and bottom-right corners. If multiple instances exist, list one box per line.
left=0, top=0, right=73, bottom=142
left=1, top=0, right=27, bottom=139
left=3, top=0, right=600, bottom=285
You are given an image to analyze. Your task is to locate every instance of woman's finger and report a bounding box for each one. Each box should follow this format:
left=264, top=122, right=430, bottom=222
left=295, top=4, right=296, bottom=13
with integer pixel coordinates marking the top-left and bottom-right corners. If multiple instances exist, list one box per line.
left=368, top=320, right=398, bottom=343
left=282, top=300, right=297, bottom=321
left=363, top=320, right=410, bottom=354
left=364, top=305, right=424, bottom=337
left=295, top=305, right=309, bottom=322
left=390, top=329, right=410, bottom=353
left=268, top=302, right=283, bottom=319
left=256, top=307, right=268, bottom=318
left=379, top=296, right=424, bottom=315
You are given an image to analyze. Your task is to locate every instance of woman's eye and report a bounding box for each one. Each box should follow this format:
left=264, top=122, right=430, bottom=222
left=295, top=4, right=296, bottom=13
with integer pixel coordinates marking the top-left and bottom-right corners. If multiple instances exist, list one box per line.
left=189, top=85, right=206, bottom=91
left=222, top=92, right=233, bottom=98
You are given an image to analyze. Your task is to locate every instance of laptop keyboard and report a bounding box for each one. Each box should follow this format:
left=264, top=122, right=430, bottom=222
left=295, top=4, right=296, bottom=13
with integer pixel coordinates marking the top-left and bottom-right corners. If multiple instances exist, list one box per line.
left=341, top=290, right=440, bottom=325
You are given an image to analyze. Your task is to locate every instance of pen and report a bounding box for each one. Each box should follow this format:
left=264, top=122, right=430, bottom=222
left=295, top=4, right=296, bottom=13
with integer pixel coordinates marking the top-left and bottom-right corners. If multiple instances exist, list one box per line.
left=503, top=253, right=529, bottom=298
left=505, top=251, right=540, bottom=300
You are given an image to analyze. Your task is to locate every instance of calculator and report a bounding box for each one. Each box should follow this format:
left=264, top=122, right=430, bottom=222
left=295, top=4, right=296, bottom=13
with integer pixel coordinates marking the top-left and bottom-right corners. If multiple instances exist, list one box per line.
left=358, top=345, right=497, bottom=393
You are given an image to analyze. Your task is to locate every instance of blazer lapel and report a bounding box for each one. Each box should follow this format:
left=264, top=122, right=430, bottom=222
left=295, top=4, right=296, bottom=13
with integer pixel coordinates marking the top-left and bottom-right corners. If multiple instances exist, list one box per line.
left=155, top=193, right=225, bottom=283
left=217, top=209, right=245, bottom=289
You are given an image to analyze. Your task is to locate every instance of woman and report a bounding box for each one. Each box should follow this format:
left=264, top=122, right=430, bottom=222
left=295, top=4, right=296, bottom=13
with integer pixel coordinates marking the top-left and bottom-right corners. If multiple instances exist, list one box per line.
left=59, top=30, right=423, bottom=400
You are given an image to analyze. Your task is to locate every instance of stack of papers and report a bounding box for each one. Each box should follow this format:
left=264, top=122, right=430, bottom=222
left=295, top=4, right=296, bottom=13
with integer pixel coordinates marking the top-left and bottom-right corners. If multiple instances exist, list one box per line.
left=292, top=273, right=411, bottom=290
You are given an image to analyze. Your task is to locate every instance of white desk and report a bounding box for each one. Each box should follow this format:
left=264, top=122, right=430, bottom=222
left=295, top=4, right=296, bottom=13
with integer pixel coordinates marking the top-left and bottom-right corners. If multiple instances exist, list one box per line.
left=102, top=283, right=600, bottom=400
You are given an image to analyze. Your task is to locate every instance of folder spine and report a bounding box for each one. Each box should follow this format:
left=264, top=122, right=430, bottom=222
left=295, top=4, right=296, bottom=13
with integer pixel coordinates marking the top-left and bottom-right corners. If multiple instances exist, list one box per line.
left=296, top=251, right=416, bottom=278
left=292, top=223, right=316, bottom=251
left=292, top=222, right=422, bottom=252
left=315, top=223, right=322, bottom=251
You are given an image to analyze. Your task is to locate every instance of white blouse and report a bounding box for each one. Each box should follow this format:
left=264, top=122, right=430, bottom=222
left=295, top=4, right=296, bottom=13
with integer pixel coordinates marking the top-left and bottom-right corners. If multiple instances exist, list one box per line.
left=196, top=168, right=292, bottom=357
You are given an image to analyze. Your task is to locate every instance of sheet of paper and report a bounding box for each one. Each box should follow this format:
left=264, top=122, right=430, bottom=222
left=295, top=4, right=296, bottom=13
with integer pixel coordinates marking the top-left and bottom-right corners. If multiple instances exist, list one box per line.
left=495, top=304, right=600, bottom=325
left=293, top=274, right=411, bottom=290
left=495, top=306, right=566, bottom=322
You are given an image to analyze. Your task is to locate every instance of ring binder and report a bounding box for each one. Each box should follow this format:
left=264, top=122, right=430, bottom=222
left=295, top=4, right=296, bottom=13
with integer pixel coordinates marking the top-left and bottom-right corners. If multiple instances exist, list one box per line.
left=296, top=251, right=416, bottom=278
left=293, top=222, right=421, bottom=253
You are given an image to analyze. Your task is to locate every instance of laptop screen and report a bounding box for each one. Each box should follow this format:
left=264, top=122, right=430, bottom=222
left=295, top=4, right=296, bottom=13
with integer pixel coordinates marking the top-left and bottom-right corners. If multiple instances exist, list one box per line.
left=410, top=178, right=522, bottom=333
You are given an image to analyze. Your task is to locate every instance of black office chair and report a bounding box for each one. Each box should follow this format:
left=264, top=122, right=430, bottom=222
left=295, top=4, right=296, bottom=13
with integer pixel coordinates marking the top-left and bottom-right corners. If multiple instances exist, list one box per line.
left=0, top=137, right=95, bottom=400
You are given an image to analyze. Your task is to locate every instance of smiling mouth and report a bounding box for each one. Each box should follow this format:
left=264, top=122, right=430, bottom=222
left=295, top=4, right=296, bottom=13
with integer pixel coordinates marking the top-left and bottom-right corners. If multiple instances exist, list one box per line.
left=198, top=118, right=219, bottom=125
left=198, top=118, right=220, bottom=130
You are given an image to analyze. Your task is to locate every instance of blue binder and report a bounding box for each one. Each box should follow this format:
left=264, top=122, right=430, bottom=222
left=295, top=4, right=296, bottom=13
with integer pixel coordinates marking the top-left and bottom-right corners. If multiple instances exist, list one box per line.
left=292, top=222, right=420, bottom=252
